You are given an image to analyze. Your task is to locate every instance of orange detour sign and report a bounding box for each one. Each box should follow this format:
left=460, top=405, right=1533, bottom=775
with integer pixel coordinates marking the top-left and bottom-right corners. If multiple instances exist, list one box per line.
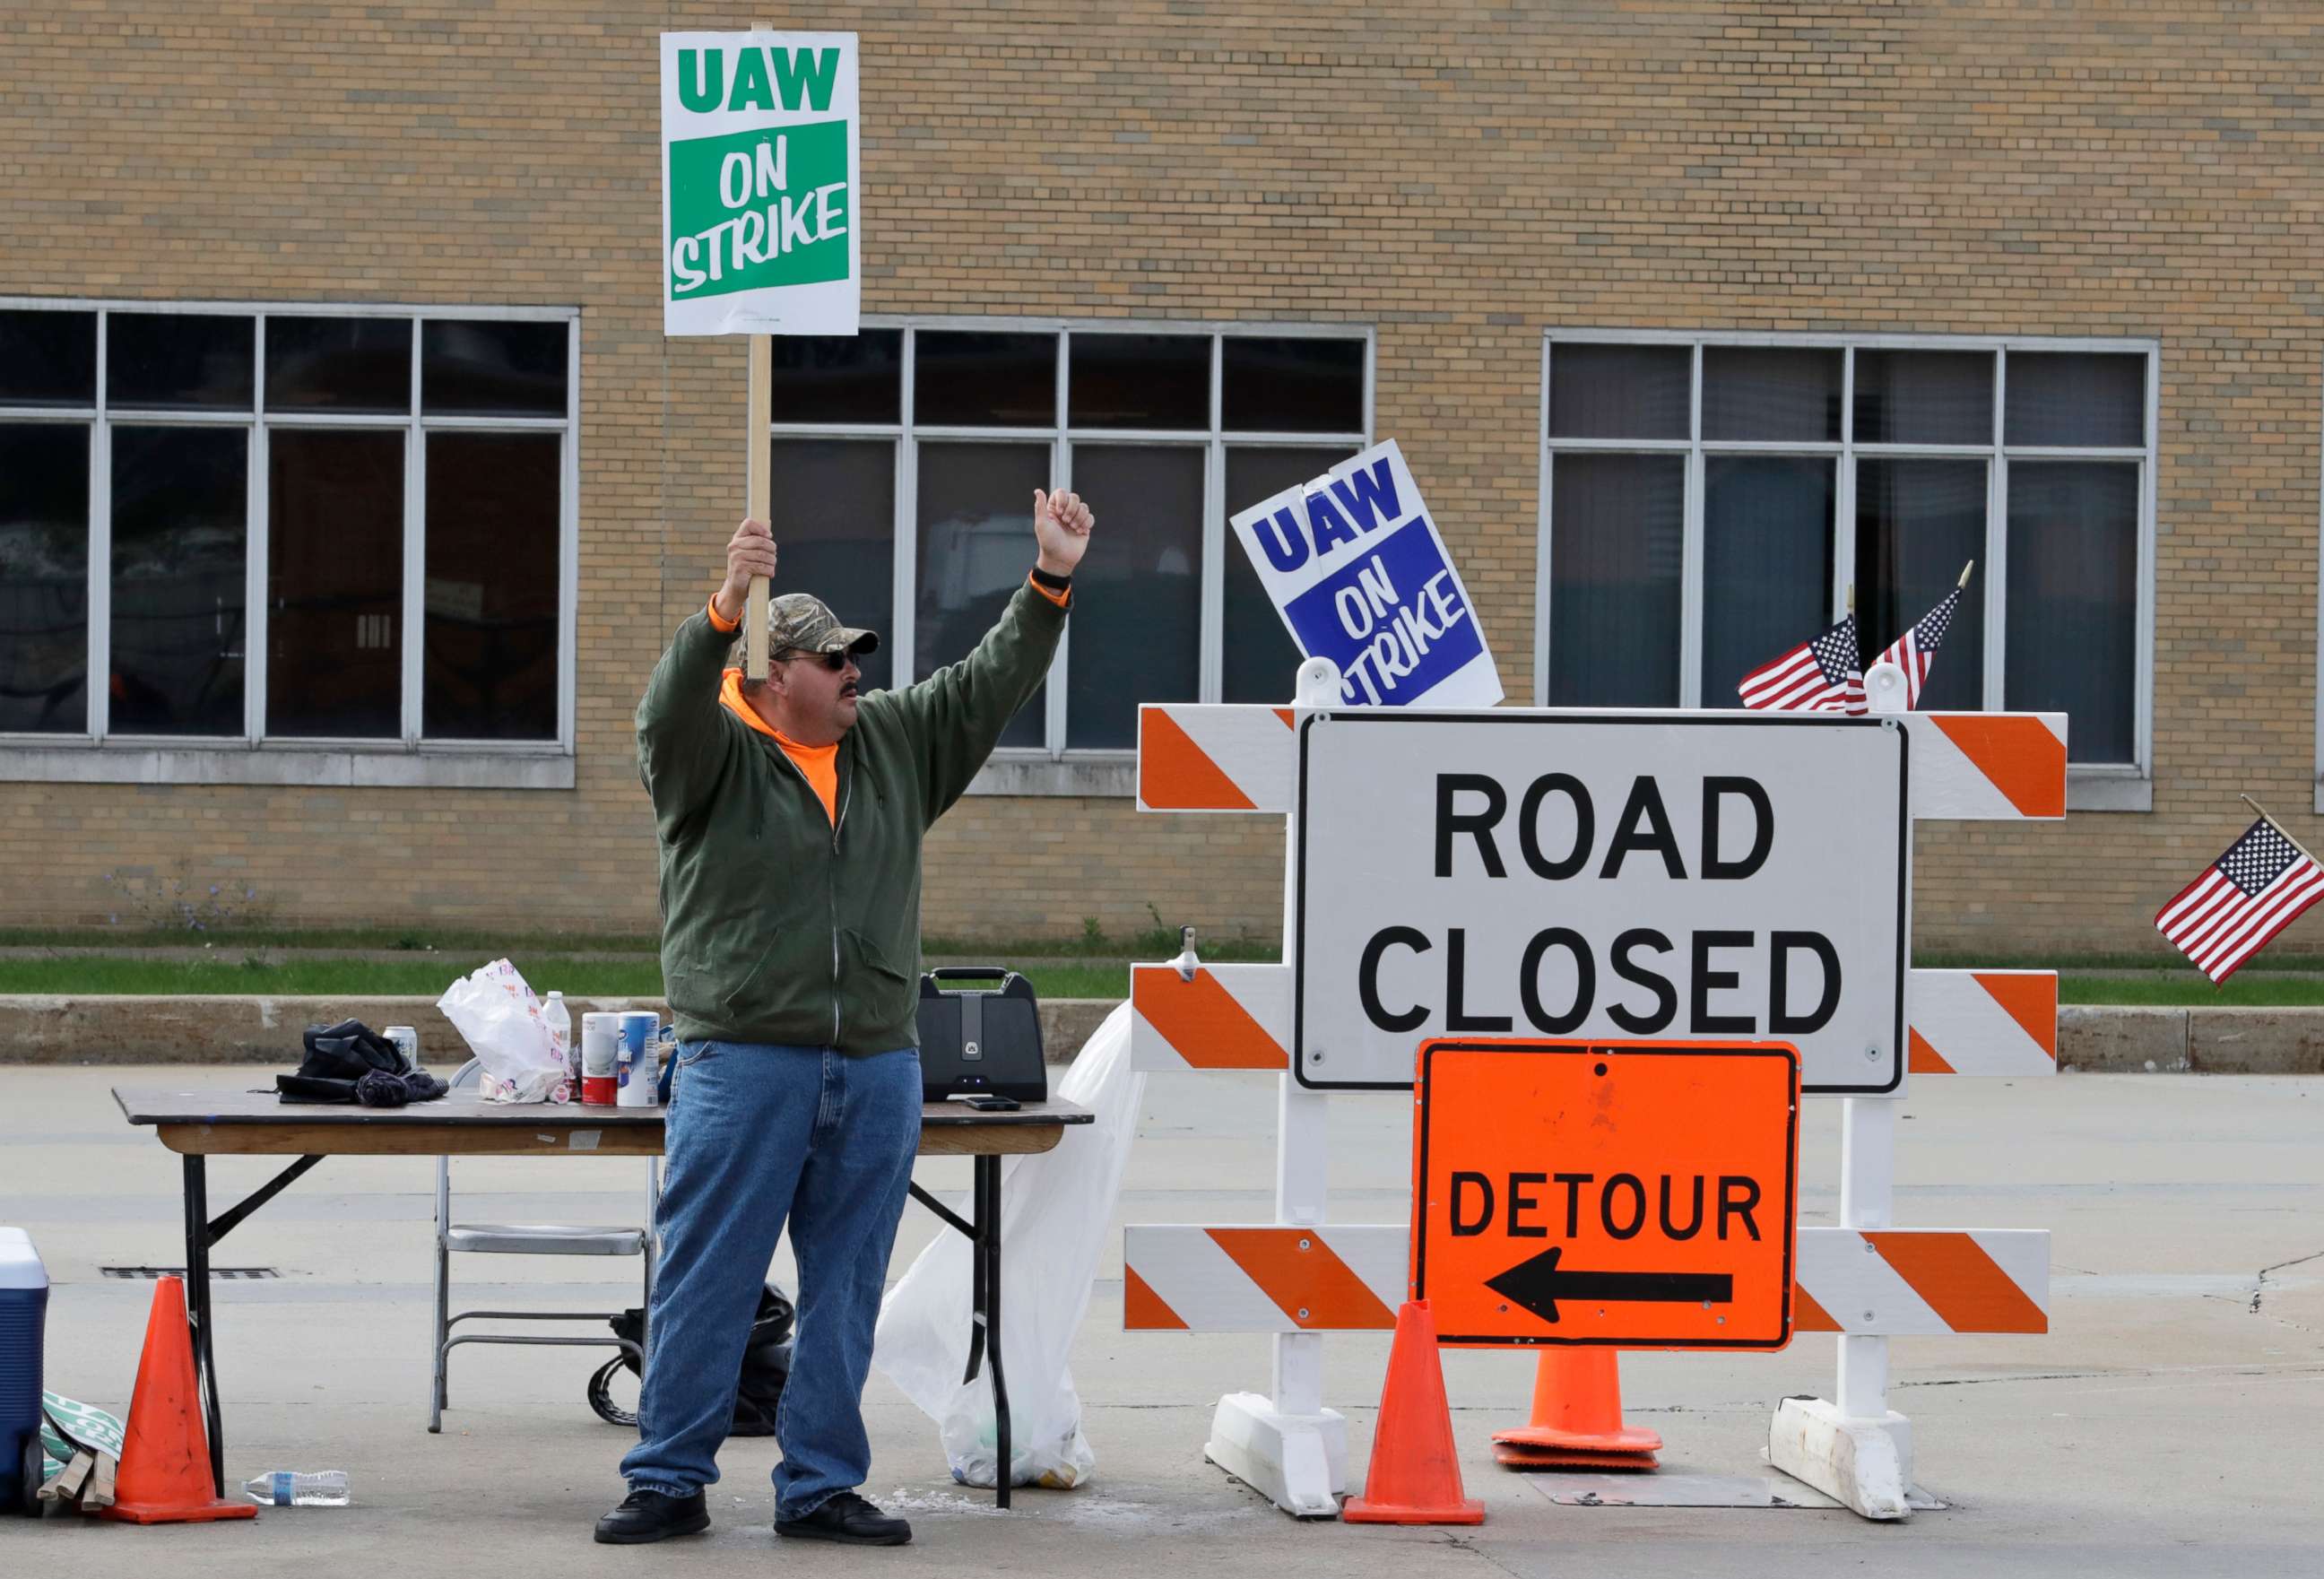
left=1412, top=1038, right=1799, bottom=1349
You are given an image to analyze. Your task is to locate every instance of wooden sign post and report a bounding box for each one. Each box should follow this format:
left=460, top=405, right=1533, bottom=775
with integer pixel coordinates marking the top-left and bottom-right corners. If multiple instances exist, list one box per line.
left=745, top=334, right=773, bottom=678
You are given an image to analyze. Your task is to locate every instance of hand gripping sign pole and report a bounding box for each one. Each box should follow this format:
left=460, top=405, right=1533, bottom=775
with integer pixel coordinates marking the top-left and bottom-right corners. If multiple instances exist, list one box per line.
left=1127, top=688, right=2064, bottom=1521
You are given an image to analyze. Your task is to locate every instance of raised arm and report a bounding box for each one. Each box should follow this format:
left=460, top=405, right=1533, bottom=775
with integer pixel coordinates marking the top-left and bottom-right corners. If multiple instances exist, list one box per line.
left=886, top=489, right=1095, bottom=822
left=634, top=518, right=777, bottom=832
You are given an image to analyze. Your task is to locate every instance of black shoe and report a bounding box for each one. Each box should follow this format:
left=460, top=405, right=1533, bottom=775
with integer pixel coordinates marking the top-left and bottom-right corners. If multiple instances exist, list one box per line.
left=594, top=1487, right=710, bottom=1544
left=775, top=1491, right=913, bottom=1546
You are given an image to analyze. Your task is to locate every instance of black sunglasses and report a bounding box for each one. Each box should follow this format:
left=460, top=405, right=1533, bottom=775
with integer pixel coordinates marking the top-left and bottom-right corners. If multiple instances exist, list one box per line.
left=780, top=648, right=851, bottom=672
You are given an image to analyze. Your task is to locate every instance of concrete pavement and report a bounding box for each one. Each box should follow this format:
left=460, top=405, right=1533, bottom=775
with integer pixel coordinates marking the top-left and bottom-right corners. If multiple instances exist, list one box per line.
left=3, top=1066, right=2319, bottom=1576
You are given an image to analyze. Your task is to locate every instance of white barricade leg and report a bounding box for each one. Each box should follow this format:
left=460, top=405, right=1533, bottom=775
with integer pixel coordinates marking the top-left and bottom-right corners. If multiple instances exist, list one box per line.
left=1205, top=657, right=1348, bottom=1519
left=1205, top=1078, right=1346, bottom=1517
left=1772, top=1096, right=1913, bottom=1520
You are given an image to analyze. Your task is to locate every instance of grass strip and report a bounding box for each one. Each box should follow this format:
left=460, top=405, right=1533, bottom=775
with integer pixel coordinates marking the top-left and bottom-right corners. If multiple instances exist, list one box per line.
left=2055, top=974, right=2324, bottom=1007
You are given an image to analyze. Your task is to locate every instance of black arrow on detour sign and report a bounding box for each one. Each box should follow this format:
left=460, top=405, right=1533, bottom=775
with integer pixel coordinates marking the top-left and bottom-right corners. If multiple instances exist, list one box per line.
left=1484, top=1245, right=1735, bottom=1325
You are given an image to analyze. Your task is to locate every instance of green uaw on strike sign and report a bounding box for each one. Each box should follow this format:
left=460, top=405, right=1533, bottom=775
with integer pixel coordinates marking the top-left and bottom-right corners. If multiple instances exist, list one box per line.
left=660, top=31, right=860, bottom=336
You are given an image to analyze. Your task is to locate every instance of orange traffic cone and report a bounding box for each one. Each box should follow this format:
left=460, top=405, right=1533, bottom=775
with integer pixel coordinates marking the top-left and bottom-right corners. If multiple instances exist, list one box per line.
left=1341, top=1299, right=1484, bottom=1525
left=100, top=1276, right=256, bottom=1523
left=1492, top=1349, right=1661, bottom=1471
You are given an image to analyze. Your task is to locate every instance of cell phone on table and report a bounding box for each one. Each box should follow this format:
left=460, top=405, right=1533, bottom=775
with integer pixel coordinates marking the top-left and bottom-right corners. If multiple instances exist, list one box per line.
left=962, top=1095, right=1020, bottom=1111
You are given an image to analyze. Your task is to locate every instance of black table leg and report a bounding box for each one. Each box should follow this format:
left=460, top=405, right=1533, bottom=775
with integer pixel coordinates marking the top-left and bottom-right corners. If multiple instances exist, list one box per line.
left=965, top=1176, right=988, bottom=1386
left=978, top=1154, right=1010, bottom=1512
left=182, top=1155, right=224, bottom=1497
left=172, top=1152, right=324, bottom=1499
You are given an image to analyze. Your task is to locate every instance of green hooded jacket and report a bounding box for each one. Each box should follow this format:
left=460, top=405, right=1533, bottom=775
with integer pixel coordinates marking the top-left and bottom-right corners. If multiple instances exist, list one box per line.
left=636, top=581, right=1067, bottom=1053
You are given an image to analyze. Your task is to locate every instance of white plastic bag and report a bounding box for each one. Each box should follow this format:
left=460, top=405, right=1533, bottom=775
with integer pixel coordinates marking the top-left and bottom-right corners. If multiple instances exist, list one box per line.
left=436, top=958, right=571, bottom=1103
left=873, top=1002, right=1144, bottom=1488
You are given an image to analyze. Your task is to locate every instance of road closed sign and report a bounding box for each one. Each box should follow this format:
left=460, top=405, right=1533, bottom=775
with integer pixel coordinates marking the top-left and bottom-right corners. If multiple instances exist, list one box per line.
left=1412, top=1038, right=1799, bottom=1349
left=1295, top=710, right=1908, bottom=1094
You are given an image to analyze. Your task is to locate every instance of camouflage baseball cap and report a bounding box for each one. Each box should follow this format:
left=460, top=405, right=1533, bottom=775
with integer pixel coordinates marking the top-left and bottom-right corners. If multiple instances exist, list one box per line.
left=767, top=592, right=880, bottom=657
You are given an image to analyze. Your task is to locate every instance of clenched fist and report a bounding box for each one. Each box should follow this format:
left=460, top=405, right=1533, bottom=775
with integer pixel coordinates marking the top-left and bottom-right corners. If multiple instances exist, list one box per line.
left=1032, top=489, right=1095, bottom=577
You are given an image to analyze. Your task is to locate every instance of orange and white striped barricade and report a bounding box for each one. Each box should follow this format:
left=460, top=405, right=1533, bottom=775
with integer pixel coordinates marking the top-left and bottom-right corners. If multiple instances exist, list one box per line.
left=1131, top=668, right=2066, bottom=1522
left=1135, top=965, right=2060, bottom=1080
left=1142, top=659, right=1348, bottom=1517
left=1136, top=700, right=2067, bottom=825
left=1124, top=1225, right=2048, bottom=1339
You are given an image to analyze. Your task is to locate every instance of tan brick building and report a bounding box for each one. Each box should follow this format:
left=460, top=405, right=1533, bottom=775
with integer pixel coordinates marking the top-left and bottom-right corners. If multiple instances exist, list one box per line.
left=2, top=3, right=2317, bottom=959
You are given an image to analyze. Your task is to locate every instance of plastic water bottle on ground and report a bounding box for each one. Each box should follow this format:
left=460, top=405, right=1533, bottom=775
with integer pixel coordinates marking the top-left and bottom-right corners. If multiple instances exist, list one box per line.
left=244, top=1470, right=350, bottom=1506
left=543, top=991, right=573, bottom=1086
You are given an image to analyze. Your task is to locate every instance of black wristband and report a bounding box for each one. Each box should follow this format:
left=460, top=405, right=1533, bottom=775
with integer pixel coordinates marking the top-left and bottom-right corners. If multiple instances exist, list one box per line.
left=1030, top=566, right=1073, bottom=593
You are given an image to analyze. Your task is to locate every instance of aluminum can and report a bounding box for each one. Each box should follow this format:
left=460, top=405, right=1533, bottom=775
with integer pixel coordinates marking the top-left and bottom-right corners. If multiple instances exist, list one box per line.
left=616, top=1012, right=661, bottom=1107
left=579, top=1012, right=621, bottom=1106
left=382, top=1025, right=419, bottom=1067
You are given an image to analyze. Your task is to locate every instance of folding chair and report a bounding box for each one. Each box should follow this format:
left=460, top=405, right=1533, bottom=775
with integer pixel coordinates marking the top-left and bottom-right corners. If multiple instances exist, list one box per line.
left=429, top=1059, right=660, bottom=1432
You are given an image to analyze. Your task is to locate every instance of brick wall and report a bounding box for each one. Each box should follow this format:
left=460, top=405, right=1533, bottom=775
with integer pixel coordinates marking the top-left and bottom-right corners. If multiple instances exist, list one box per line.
left=3, top=3, right=2318, bottom=956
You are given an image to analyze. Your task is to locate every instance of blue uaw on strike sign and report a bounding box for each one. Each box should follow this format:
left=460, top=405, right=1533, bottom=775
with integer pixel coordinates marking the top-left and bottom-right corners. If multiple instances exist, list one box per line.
left=1229, top=439, right=1503, bottom=709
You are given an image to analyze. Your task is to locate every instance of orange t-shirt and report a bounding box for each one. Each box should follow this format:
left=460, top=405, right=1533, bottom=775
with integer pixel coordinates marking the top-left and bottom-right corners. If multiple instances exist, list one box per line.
left=706, top=597, right=839, bottom=824
left=702, top=573, right=1069, bottom=825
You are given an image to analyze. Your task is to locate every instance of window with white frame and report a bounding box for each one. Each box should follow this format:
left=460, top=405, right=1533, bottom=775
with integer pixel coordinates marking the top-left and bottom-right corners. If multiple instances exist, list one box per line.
left=0, top=302, right=576, bottom=757
left=1539, top=335, right=2155, bottom=773
left=764, top=321, right=1371, bottom=756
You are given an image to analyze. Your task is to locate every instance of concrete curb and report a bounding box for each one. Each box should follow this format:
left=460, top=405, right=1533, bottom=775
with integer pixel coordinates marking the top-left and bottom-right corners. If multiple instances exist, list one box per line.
left=2, top=995, right=2320, bottom=1074
left=0, top=994, right=1123, bottom=1068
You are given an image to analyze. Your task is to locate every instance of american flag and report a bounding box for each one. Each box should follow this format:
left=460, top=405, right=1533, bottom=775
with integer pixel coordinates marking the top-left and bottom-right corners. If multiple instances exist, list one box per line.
left=1738, top=614, right=1868, bottom=715
left=2155, top=818, right=2324, bottom=985
left=1870, top=586, right=1962, bottom=709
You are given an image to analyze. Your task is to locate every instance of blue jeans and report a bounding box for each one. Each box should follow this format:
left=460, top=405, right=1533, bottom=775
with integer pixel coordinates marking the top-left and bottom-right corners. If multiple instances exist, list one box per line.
left=621, top=1041, right=921, bottom=1520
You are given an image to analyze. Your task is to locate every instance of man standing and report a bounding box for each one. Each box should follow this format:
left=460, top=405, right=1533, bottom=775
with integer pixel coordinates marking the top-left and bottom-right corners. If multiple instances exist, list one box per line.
left=599, top=489, right=1095, bottom=1547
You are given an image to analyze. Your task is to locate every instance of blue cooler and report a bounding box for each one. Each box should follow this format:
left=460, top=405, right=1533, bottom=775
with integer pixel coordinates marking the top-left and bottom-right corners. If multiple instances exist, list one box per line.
left=0, top=1228, right=48, bottom=1514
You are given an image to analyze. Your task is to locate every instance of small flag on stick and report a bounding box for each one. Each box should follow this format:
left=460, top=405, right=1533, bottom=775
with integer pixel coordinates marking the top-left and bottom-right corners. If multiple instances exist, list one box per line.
left=1870, top=561, right=1973, bottom=710
left=2155, top=803, right=2324, bottom=985
left=1738, top=613, right=1867, bottom=715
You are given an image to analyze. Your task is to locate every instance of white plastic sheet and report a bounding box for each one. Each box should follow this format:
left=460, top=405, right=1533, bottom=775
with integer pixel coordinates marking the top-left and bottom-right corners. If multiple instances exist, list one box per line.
left=436, top=959, right=571, bottom=1103
left=873, top=1002, right=1144, bottom=1488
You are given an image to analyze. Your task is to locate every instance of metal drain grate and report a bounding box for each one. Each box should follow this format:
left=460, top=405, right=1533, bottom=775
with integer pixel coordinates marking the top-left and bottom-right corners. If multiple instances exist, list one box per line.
left=102, top=1266, right=280, bottom=1280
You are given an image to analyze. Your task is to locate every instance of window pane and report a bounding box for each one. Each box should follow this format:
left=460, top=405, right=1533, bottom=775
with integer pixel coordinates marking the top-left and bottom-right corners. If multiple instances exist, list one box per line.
left=421, top=320, right=568, bottom=417
left=108, top=314, right=255, bottom=410
left=767, top=438, right=894, bottom=694
left=1070, top=334, right=1209, bottom=430
left=914, top=332, right=1055, bottom=428
left=1222, top=446, right=1350, bottom=703
left=1066, top=446, right=1201, bottom=747
left=1854, top=457, right=1987, bottom=711
left=265, top=317, right=412, bottom=414
left=1851, top=350, right=1991, bottom=445
left=423, top=433, right=559, bottom=741
left=1222, top=337, right=1364, bottom=433
left=0, top=423, right=89, bottom=732
left=0, top=310, right=96, bottom=406
left=109, top=427, right=247, bottom=735
left=268, top=430, right=403, bottom=737
left=1702, top=456, right=1836, bottom=703
left=2005, top=352, right=2145, bottom=448
left=768, top=329, right=901, bottom=424
left=1548, top=343, right=1689, bottom=440
left=1548, top=453, right=1683, bottom=705
left=1703, top=346, right=1841, bottom=442
left=915, top=442, right=1048, bottom=748
left=2007, top=463, right=2138, bottom=763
